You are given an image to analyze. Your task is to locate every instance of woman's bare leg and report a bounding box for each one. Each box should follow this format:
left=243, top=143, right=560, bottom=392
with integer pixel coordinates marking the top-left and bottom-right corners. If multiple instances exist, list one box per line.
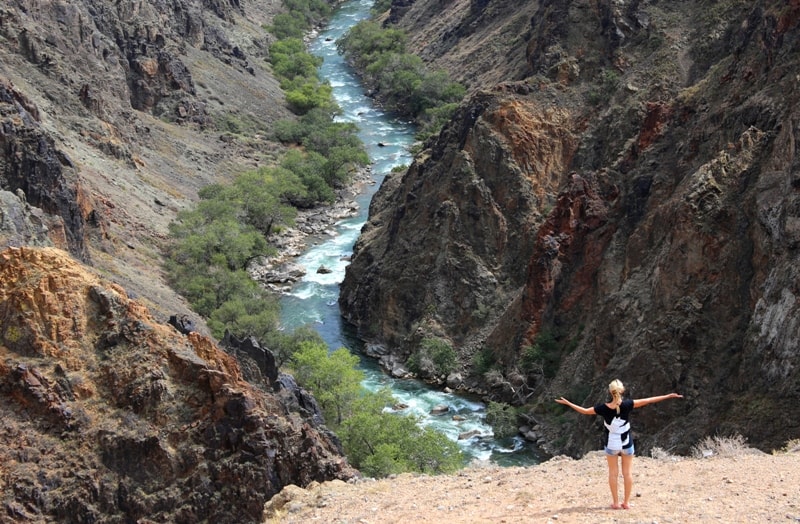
left=605, top=455, right=620, bottom=508
left=621, top=453, right=634, bottom=509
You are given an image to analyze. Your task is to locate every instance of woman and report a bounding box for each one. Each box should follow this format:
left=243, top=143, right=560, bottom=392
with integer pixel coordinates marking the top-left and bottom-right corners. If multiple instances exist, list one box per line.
left=555, top=380, right=683, bottom=510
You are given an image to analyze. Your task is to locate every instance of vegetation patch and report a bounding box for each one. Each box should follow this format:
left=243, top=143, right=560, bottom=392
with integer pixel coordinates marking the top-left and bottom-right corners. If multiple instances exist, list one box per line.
left=336, top=20, right=465, bottom=140
left=485, top=401, right=519, bottom=439
left=519, top=330, right=561, bottom=378
left=407, top=337, right=458, bottom=378
left=288, top=340, right=465, bottom=476
left=690, top=434, right=750, bottom=458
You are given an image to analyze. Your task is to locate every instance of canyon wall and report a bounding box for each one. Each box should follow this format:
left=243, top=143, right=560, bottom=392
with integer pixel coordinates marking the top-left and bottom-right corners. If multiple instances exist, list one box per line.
left=340, top=0, right=800, bottom=455
left=0, top=1, right=362, bottom=521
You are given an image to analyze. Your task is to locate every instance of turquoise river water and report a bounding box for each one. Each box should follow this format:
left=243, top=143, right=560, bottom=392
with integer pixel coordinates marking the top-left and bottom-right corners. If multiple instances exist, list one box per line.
left=278, top=0, right=542, bottom=467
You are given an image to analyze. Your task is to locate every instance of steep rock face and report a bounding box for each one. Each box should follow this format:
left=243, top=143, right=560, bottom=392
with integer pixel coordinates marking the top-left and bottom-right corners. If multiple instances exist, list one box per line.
left=0, top=0, right=289, bottom=320
left=341, top=86, right=575, bottom=363
left=0, top=188, right=65, bottom=251
left=342, top=0, right=800, bottom=454
left=0, top=80, right=94, bottom=261
left=383, top=0, right=533, bottom=90
left=0, top=247, right=356, bottom=523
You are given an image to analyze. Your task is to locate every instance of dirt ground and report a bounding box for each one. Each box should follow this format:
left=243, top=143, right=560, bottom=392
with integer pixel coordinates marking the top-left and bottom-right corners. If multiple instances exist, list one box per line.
left=264, top=448, right=800, bottom=523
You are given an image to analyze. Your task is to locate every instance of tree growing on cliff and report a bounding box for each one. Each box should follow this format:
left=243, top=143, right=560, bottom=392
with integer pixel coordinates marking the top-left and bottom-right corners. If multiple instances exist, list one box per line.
left=290, top=341, right=363, bottom=425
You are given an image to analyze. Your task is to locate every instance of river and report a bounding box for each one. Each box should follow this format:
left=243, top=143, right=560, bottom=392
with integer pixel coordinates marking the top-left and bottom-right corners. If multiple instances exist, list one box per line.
left=278, top=0, right=541, bottom=467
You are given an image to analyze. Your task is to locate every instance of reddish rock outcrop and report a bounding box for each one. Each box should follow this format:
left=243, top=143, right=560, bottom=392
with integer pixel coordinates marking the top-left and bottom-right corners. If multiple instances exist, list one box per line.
left=0, top=247, right=356, bottom=523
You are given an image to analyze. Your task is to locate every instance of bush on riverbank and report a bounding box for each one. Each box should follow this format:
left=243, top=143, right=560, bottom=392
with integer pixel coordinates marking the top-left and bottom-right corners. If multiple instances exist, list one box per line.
left=288, top=341, right=466, bottom=476
left=336, top=19, right=466, bottom=140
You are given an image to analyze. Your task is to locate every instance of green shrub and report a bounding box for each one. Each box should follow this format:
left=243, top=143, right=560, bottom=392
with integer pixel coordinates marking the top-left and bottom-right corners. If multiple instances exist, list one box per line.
left=287, top=351, right=466, bottom=478
left=284, top=79, right=334, bottom=114
left=408, top=337, right=458, bottom=377
left=273, top=108, right=369, bottom=200
left=336, top=21, right=407, bottom=70
left=289, top=342, right=364, bottom=425
left=270, top=40, right=323, bottom=81
left=262, top=325, right=325, bottom=368
left=270, top=12, right=307, bottom=40
left=208, top=292, right=280, bottom=343
left=268, top=38, right=332, bottom=115
left=519, top=330, right=561, bottom=378
left=485, top=401, right=519, bottom=439
left=472, top=347, right=496, bottom=375
left=371, top=0, right=393, bottom=14
left=338, top=389, right=465, bottom=477
left=164, top=164, right=313, bottom=339
left=270, top=0, right=332, bottom=40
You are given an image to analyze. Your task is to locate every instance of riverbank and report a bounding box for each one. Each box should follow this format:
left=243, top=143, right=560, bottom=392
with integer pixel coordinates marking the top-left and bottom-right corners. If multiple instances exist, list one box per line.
left=264, top=446, right=800, bottom=523
left=251, top=167, right=375, bottom=291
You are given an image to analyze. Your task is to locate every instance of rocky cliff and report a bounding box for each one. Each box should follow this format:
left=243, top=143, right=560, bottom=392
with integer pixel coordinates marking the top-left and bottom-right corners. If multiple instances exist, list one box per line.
left=0, top=0, right=363, bottom=521
left=0, top=246, right=356, bottom=522
left=340, top=0, right=800, bottom=455
left=1, top=0, right=290, bottom=321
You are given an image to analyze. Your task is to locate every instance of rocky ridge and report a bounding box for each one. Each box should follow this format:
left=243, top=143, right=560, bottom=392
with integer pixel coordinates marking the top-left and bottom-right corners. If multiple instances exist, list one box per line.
left=340, top=0, right=800, bottom=455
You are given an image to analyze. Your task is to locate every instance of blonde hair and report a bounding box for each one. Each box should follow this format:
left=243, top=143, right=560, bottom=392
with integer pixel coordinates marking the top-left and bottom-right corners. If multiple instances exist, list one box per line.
left=608, top=379, right=625, bottom=414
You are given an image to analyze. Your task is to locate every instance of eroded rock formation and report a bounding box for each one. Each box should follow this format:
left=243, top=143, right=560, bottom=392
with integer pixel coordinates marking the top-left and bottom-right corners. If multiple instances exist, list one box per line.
left=0, top=247, right=356, bottom=522
left=0, top=0, right=289, bottom=321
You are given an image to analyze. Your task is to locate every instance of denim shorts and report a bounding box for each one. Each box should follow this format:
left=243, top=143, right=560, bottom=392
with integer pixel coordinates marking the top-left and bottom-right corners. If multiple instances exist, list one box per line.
left=605, top=444, right=635, bottom=456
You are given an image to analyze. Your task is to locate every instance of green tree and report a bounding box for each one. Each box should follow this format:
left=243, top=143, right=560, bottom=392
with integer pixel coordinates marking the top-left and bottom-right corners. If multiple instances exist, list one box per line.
left=230, top=167, right=303, bottom=236
left=263, top=325, right=325, bottom=367
left=371, top=0, right=392, bottom=14
left=520, top=330, right=561, bottom=378
left=290, top=342, right=364, bottom=425
left=269, top=38, right=319, bottom=79
left=269, top=0, right=332, bottom=40
left=282, top=0, right=332, bottom=26
left=165, top=167, right=302, bottom=340
left=272, top=108, right=368, bottom=201
left=279, top=149, right=334, bottom=205
left=286, top=347, right=466, bottom=478
left=284, top=78, right=334, bottom=114
left=338, top=390, right=465, bottom=477
left=270, top=12, right=307, bottom=40
left=208, top=291, right=280, bottom=343
left=408, top=337, right=458, bottom=377
left=168, top=203, right=268, bottom=272
left=336, top=20, right=406, bottom=70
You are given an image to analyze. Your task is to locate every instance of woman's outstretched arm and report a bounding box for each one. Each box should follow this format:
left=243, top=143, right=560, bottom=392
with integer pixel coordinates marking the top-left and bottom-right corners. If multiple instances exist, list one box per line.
left=633, top=392, right=683, bottom=408
left=555, top=397, right=596, bottom=415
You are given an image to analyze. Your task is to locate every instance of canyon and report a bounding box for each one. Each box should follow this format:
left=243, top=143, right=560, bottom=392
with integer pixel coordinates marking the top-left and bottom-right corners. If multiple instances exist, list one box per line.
left=2, top=0, right=800, bottom=521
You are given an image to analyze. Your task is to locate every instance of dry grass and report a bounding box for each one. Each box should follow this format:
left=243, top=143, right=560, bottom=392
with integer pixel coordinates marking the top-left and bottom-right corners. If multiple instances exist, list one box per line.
left=690, top=434, right=751, bottom=458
